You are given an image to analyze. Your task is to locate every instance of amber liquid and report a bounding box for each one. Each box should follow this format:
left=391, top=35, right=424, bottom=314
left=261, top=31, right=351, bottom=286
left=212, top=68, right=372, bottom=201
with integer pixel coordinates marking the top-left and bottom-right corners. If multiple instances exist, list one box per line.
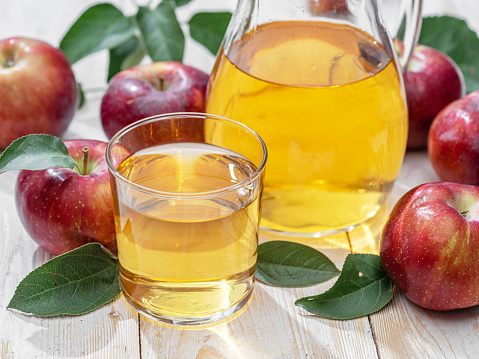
left=206, top=21, right=408, bottom=234
left=114, top=143, right=260, bottom=323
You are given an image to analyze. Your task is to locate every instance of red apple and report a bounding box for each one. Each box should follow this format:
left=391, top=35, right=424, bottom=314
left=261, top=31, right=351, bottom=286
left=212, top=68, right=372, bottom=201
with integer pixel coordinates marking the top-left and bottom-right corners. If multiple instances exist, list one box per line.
left=380, top=182, right=479, bottom=311
left=0, top=37, right=77, bottom=149
left=428, top=91, right=479, bottom=185
left=15, top=139, right=127, bottom=256
left=100, top=61, right=209, bottom=139
left=405, top=45, right=465, bottom=150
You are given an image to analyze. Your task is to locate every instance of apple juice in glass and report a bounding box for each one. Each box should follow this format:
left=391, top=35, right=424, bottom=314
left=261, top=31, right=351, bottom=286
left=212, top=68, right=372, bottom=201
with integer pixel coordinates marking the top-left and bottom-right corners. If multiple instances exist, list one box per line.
left=206, top=0, right=422, bottom=236
left=106, top=113, right=266, bottom=325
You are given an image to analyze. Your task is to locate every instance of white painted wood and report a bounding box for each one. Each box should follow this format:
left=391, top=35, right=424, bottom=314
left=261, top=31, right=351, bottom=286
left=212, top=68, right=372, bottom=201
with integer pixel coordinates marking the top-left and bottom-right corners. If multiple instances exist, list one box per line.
left=372, top=291, right=479, bottom=359
left=1, top=0, right=479, bottom=358
left=422, top=0, right=458, bottom=15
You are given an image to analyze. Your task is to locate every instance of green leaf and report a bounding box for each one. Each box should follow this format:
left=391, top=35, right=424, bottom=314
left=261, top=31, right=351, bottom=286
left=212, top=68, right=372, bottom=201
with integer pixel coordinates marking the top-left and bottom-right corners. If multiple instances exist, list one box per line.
left=60, top=3, right=136, bottom=65
left=295, top=254, right=393, bottom=320
left=188, top=12, right=232, bottom=55
left=173, top=0, right=192, bottom=7
left=0, top=134, right=76, bottom=173
left=77, top=82, right=85, bottom=109
left=256, top=241, right=340, bottom=287
left=108, top=35, right=145, bottom=80
left=136, top=2, right=185, bottom=62
left=419, top=15, right=479, bottom=93
left=7, top=243, right=120, bottom=316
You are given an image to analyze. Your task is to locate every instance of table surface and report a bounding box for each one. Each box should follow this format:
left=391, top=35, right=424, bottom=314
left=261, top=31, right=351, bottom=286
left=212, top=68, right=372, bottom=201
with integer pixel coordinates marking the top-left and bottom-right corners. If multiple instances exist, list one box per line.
left=1, top=1, right=479, bottom=358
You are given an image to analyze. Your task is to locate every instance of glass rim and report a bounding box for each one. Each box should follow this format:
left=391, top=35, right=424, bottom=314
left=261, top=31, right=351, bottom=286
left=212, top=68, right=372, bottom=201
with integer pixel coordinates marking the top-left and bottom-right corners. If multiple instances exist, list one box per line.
left=105, top=112, right=267, bottom=199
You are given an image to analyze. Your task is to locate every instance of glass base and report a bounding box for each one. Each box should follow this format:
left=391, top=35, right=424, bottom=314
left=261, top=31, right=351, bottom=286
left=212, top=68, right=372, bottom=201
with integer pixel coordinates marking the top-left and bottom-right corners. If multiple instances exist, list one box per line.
left=121, top=282, right=254, bottom=326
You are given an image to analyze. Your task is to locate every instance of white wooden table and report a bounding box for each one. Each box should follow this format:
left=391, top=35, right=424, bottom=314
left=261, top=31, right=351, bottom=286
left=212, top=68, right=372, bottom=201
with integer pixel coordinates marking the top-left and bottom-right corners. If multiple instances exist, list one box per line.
left=1, top=1, right=478, bottom=358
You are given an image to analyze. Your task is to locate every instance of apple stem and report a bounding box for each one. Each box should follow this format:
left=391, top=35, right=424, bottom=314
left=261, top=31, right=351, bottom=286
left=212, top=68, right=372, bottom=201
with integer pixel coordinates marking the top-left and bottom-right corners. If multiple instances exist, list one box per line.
left=82, top=147, right=90, bottom=176
left=460, top=210, right=469, bottom=219
left=159, top=76, right=165, bottom=91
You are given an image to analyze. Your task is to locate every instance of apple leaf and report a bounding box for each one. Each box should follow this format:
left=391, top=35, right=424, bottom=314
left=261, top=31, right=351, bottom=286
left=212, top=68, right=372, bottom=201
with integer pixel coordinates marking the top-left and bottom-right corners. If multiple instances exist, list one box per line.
left=77, top=81, right=85, bottom=109
left=295, top=254, right=393, bottom=320
left=173, top=0, right=192, bottom=7
left=419, top=15, right=479, bottom=93
left=7, top=243, right=120, bottom=316
left=0, top=134, right=76, bottom=173
left=256, top=241, right=340, bottom=287
left=188, top=12, right=232, bottom=55
left=108, top=35, right=145, bottom=81
left=60, top=3, right=136, bottom=65
left=136, top=2, right=185, bottom=62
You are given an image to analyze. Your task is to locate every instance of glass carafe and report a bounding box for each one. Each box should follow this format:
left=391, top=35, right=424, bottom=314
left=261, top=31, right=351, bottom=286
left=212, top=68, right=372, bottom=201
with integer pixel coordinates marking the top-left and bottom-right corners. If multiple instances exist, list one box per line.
left=206, top=0, right=422, bottom=237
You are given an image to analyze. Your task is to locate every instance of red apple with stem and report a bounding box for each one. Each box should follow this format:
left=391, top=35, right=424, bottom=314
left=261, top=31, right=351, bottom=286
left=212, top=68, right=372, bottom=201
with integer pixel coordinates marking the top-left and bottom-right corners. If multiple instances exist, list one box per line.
left=0, top=37, right=77, bottom=149
left=15, top=139, right=129, bottom=256
left=380, top=182, right=479, bottom=311
left=100, top=61, right=209, bottom=139
left=428, top=91, right=479, bottom=185
left=405, top=45, right=465, bottom=150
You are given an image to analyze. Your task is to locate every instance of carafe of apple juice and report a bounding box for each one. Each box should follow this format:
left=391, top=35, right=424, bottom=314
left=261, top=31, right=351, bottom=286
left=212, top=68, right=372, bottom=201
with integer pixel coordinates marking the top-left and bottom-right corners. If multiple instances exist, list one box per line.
left=206, top=0, right=422, bottom=236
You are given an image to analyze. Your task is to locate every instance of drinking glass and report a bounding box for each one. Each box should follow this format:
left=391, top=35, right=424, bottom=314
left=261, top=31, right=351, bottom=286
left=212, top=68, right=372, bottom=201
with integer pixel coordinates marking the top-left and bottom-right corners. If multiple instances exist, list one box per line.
left=106, top=113, right=267, bottom=325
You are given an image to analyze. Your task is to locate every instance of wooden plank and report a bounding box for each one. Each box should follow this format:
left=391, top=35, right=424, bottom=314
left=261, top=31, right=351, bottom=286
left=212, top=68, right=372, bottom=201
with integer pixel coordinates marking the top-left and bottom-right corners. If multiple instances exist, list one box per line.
left=423, top=0, right=458, bottom=15
left=396, top=152, right=439, bottom=188
left=371, top=289, right=479, bottom=359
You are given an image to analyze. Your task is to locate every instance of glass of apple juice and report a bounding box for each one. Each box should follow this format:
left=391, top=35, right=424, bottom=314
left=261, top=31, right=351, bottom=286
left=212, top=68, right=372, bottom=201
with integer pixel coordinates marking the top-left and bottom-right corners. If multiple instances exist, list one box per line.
left=106, top=112, right=267, bottom=326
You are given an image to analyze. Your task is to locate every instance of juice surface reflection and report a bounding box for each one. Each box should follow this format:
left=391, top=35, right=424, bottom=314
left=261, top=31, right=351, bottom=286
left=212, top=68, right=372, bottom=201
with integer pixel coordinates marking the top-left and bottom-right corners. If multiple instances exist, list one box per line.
left=206, top=21, right=408, bottom=234
left=114, top=143, right=259, bottom=319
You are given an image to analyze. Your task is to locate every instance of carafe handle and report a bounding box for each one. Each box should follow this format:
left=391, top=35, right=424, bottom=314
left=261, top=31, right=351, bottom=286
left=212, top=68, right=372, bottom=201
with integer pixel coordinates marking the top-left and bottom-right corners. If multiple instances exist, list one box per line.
left=382, top=0, right=423, bottom=70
